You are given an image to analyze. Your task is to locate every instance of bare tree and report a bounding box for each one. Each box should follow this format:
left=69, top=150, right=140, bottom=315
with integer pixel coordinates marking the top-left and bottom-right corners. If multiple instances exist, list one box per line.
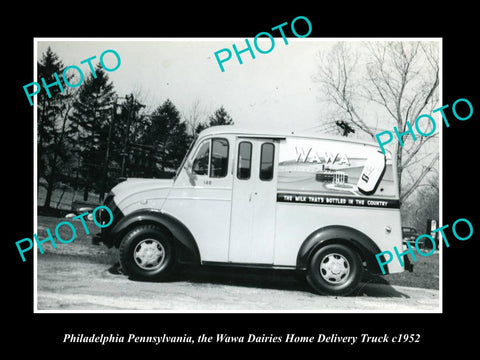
left=314, top=41, right=440, bottom=203
left=401, top=175, right=439, bottom=233
left=183, top=99, right=205, bottom=137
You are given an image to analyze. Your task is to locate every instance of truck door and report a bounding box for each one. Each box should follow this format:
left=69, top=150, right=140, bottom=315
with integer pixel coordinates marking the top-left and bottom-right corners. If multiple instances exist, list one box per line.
left=228, top=138, right=279, bottom=264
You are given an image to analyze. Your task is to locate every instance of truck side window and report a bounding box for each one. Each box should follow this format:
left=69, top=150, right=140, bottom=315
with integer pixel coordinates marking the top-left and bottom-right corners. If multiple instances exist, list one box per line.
left=210, top=138, right=229, bottom=178
left=192, top=141, right=210, bottom=176
left=260, top=143, right=274, bottom=181
left=237, top=141, right=252, bottom=180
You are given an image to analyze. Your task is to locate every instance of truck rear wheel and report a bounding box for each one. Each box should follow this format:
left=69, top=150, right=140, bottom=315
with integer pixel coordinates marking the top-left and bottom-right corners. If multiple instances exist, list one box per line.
left=119, top=225, right=176, bottom=281
left=306, top=243, right=362, bottom=296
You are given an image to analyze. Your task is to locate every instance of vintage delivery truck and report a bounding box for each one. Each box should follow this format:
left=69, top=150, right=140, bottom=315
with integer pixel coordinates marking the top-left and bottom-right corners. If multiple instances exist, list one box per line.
left=94, top=126, right=411, bottom=296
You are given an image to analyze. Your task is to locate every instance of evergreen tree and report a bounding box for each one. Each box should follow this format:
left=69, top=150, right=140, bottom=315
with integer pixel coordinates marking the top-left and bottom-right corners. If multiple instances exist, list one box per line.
left=113, top=94, right=149, bottom=179
left=69, top=65, right=116, bottom=200
left=38, top=47, right=64, bottom=164
left=194, top=122, right=207, bottom=134
left=37, top=47, right=75, bottom=208
left=208, top=106, right=234, bottom=126
left=142, top=99, right=190, bottom=177
left=195, top=106, right=234, bottom=134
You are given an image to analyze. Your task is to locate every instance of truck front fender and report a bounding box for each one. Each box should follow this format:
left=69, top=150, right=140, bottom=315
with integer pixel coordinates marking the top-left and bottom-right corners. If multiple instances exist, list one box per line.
left=110, top=209, right=201, bottom=265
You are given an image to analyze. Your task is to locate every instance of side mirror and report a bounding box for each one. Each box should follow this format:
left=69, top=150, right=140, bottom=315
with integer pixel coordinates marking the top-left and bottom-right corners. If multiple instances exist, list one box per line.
left=357, top=150, right=386, bottom=195
left=184, top=160, right=197, bottom=185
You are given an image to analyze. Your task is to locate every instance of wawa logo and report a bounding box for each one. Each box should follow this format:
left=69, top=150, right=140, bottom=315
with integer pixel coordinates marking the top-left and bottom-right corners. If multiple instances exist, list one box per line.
left=295, top=147, right=351, bottom=166
left=361, top=163, right=376, bottom=182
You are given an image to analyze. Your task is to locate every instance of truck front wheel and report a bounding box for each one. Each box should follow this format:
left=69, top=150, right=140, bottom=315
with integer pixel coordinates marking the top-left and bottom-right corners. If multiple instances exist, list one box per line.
left=119, top=225, right=176, bottom=281
left=306, top=243, right=362, bottom=296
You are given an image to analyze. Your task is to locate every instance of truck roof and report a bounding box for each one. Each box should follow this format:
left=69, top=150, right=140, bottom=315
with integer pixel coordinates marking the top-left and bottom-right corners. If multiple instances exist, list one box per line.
left=197, top=125, right=380, bottom=147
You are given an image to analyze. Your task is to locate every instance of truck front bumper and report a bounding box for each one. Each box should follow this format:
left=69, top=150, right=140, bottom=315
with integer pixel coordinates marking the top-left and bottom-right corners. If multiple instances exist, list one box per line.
left=91, top=193, right=123, bottom=248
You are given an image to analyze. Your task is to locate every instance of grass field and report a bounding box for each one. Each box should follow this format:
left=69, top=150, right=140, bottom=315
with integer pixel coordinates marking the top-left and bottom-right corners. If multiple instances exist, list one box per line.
left=36, top=214, right=118, bottom=264
left=365, top=253, right=440, bottom=290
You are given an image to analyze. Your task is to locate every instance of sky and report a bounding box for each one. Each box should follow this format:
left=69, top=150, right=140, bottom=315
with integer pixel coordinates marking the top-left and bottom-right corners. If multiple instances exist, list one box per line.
left=35, top=38, right=337, bottom=133
left=35, top=37, right=441, bottom=146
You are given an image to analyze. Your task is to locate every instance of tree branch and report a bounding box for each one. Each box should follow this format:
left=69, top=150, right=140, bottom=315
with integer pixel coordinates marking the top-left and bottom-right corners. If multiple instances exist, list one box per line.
left=400, top=155, right=438, bottom=203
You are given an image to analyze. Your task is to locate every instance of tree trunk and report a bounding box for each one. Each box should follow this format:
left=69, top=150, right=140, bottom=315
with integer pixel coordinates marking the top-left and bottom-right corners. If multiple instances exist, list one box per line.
left=83, top=186, right=89, bottom=201
left=396, top=142, right=403, bottom=204
left=56, top=187, right=67, bottom=209
left=44, top=181, right=54, bottom=208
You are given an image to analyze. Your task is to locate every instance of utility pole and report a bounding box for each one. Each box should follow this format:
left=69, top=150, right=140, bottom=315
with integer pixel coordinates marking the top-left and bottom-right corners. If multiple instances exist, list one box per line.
left=120, top=95, right=134, bottom=181
left=99, top=98, right=121, bottom=202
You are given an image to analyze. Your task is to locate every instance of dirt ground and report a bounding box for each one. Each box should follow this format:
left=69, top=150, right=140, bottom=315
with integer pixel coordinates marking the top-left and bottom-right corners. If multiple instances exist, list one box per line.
left=35, top=216, right=440, bottom=312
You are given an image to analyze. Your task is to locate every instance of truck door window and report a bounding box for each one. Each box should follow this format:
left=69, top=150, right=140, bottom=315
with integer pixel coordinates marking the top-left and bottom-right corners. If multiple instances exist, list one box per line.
left=237, top=141, right=252, bottom=180
left=210, top=138, right=229, bottom=178
left=192, top=141, right=210, bottom=176
left=260, top=143, right=274, bottom=181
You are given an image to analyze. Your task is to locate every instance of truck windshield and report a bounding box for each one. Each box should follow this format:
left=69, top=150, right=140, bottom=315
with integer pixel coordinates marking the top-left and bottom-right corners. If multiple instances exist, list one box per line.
left=174, top=135, right=197, bottom=181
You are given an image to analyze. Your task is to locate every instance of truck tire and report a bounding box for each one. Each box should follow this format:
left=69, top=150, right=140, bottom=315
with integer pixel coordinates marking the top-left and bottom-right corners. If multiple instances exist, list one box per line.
left=119, top=224, right=176, bottom=281
left=306, top=243, right=362, bottom=296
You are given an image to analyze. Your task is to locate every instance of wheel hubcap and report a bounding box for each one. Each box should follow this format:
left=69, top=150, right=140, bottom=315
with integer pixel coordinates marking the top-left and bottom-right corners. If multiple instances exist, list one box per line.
left=319, top=253, right=350, bottom=284
left=134, top=239, right=165, bottom=270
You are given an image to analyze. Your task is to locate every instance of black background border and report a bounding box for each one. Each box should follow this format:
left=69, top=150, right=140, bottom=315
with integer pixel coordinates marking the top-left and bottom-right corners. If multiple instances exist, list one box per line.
left=6, top=5, right=477, bottom=354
